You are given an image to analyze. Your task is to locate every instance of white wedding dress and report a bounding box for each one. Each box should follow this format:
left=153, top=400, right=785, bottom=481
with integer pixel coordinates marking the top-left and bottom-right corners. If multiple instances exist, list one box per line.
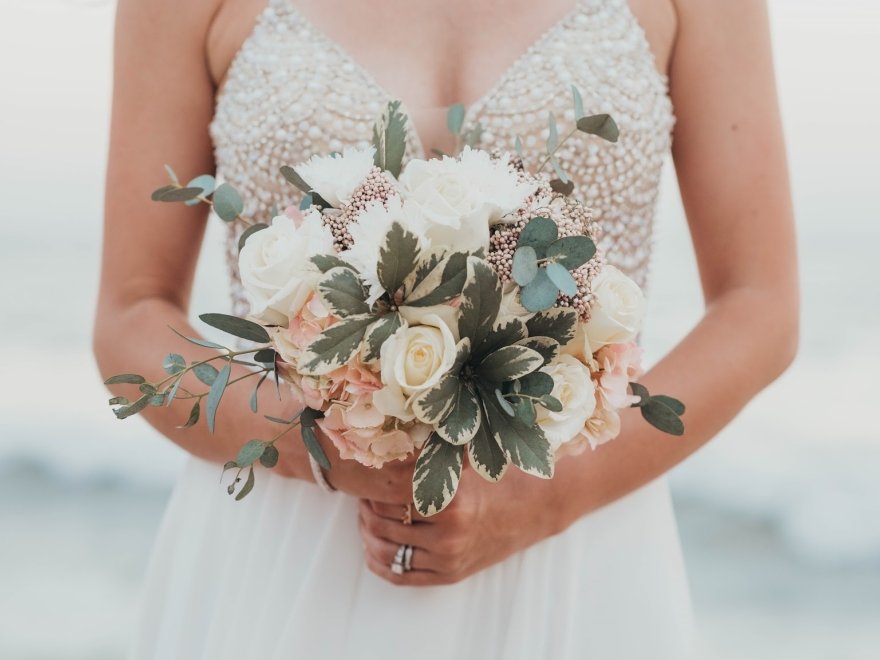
left=131, top=0, right=695, bottom=657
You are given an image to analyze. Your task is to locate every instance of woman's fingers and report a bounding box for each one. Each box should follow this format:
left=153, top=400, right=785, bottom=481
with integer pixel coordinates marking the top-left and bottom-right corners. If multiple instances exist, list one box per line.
left=367, top=499, right=432, bottom=524
left=358, top=500, right=436, bottom=546
left=358, top=516, right=434, bottom=572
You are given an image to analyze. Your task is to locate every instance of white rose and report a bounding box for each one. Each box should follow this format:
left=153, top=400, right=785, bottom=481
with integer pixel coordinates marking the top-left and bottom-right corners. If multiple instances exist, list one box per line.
left=238, top=212, right=335, bottom=326
left=584, top=265, right=646, bottom=349
left=536, top=354, right=597, bottom=451
left=399, top=147, right=534, bottom=253
left=372, top=311, right=459, bottom=422
left=297, top=145, right=376, bottom=207
left=342, top=196, right=425, bottom=304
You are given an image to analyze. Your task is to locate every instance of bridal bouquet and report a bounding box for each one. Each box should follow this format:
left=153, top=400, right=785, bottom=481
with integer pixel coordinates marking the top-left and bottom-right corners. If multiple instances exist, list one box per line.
left=105, top=92, right=684, bottom=515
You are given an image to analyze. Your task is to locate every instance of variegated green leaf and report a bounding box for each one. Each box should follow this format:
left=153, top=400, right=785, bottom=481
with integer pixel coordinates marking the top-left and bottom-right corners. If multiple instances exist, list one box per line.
left=481, top=384, right=554, bottom=478
left=473, top=318, right=527, bottom=361
left=299, top=314, right=375, bottom=375
left=363, top=313, right=402, bottom=362
left=405, top=251, right=468, bottom=307
left=378, top=222, right=420, bottom=294
left=311, top=254, right=353, bottom=274
left=410, top=339, right=470, bottom=423
left=412, top=433, right=463, bottom=516
left=517, top=336, right=559, bottom=365
left=525, top=308, right=577, bottom=346
left=457, top=257, right=502, bottom=345
left=436, top=382, right=481, bottom=445
left=318, top=267, right=369, bottom=317
left=513, top=397, right=537, bottom=426
left=372, top=100, right=408, bottom=178
left=477, top=345, right=543, bottom=382
left=467, top=409, right=509, bottom=482
left=405, top=248, right=444, bottom=294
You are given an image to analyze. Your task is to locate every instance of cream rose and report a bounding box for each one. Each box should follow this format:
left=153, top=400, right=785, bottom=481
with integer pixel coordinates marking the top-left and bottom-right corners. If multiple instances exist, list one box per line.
left=536, top=354, right=597, bottom=451
left=372, top=311, right=459, bottom=422
left=296, top=145, right=376, bottom=207
left=398, top=147, right=534, bottom=253
left=583, top=265, right=646, bottom=349
left=238, top=212, right=335, bottom=326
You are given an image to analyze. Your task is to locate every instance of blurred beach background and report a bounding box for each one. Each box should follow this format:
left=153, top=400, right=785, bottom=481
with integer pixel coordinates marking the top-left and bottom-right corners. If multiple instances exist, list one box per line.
left=1, top=0, right=878, bottom=658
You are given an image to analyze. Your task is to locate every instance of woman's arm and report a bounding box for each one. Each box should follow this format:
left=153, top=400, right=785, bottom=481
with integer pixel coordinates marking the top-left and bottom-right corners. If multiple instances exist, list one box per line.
left=359, top=0, right=799, bottom=585
left=94, top=0, right=414, bottom=502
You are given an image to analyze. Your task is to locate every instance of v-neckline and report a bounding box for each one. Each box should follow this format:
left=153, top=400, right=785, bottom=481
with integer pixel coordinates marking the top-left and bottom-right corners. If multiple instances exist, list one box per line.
left=281, top=0, right=585, bottom=157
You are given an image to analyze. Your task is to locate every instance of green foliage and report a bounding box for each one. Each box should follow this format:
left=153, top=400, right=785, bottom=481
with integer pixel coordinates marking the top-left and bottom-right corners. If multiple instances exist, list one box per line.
left=299, top=314, right=376, bottom=375
left=300, top=407, right=331, bottom=470
left=576, top=114, right=620, bottom=143
left=546, top=235, right=596, bottom=269
left=179, top=401, right=200, bottom=428
left=436, top=382, right=481, bottom=445
left=627, top=382, right=686, bottom=436
left=517, top=216, right=557, bottom=254
left=447, top=103, right=466, bottom=135
left=193, top=362, right=219, bottom=386
left=205, top=362, right=231, bottom=432
left=235, top=465, right=255, bottom=501
left=238, top=223, right=269, bottom=252
left=525, top=308, right=577, bottom=346
left=412, top=433, right=463, bottom=516
left=377, top=222, right=420, bottom=295
left=311, top=254, right=352, bottom=273
left=546, top=262, right=578, bottom=296
left=457, top=257, right=502, bottom=347
left=372, top=100, right=408, bottom=178
left=199, top=313, right=270, bottom=343
left=318, top=267, right=370, bottom=318
left=520, top=268, right=558, bottom=312
left=151, top=185, right=203, bottom=203
left=549, top=178, right=575, bottom=196
left=105, top=373, right=145, bottom=385
left=467, top=408, right=508, bottom=482
left=163, top=354, right=186, bottom=375
left=477, top=345, right=543, bottom=382
left=363, top=313, right=402, bottom=362
left=480, top=383, right=554, bottom=478
left=235, top=439, right=268, bottom=467
left=512, top=245, right=538, bottom=286
left=404, top=251, right=468, bottom=307
left=212, top=183, right=244, bottom=221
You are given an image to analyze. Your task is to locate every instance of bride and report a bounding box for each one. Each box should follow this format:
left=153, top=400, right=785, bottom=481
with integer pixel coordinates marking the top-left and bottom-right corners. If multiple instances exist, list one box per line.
left=94, top=0, right=798, bottom=657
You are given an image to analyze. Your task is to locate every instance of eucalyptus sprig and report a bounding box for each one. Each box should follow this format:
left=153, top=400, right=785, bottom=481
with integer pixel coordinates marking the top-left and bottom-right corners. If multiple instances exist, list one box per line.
left=511, top=216, right=597, bottom=312
left=152, top=165, right=255, bottom=227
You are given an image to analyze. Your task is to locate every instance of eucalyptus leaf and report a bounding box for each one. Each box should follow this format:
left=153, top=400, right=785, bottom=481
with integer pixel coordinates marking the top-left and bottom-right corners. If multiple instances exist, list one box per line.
left=513, top=397, right=537, bottom=426
left=235, top=439, right=268, bottom=467
left=652, top=395, right=685, bottom=416
left=299, top=314, right=376, bottom=375
left=299, top=193, right=314, bottom=210
left=250, top=371, right=270, bottom=413
left=517, top=370, right=554, bottom=397
left=520, top=268, right=559, bottom=312
left=138, top=383, right=156, bottom=395
left=515, top=135, right=525, bottom=161
left=108, top=396, right=129, bottom=406
left=512, top=246, right=538, bottom=286
left=205, top=361, right=231, bottom=433
left=546, top=262, right=578, bottom=296
left=629, top=381, right=650, bottom=406
left=546, top=111, right=559, bottom=152
left=193, top=362, right=219, bottom=386
left=163, top=353, right=186, bottom=375
left=462, top=123, right=483, bottom=148
left=199, top=313, right=270, bottom=343
left=163, top=164, right=178, bottom=183
left=549, top=178, right=575, bottom=196
left=447, top=103, right=465, bottom=135
left=571, top=85, right=585, bottom=119
left=187, top=174, right=215, bottom=195
left=104, top=373, right=145, bottom=385
left=235, top=465, right=256, bottom=501
left=260, top=444, right=279, bottom=468
left=152, top=186, right=203, bottom=203
left=253, top=348, right=276, bottom=364
left=169, top=326, right=227, bottom=350
left=549, top=156, right=569, bottom=184
left=237, top=223, right=269, bottom=252
left=113, top=395, right=151, bottom=420
left=546, top=235, right=596, bottom=270
left=517, top=216, right=558, bottom=254
left=641, top=399, right=685, bottom=436
left=179, top=401, right=200, bottom=428
left=280, top=165, right=312, bottom=195
left=212, top=183, right=244, bottom=222
left=412, top=433, right=463, bottom=517
left=576, top=113, right=620, bottom=143
left=540, top=394, right=563, bottom=412
left=300, top=407, right=331, bottom=470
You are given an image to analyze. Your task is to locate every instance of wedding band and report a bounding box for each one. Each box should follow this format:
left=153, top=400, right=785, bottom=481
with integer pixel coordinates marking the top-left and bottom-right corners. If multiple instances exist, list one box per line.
left=401, top=503, right=413, bottom=525
left=391, top=544, right=407, bottom=575
left=403, top=544, right=414, bottom=572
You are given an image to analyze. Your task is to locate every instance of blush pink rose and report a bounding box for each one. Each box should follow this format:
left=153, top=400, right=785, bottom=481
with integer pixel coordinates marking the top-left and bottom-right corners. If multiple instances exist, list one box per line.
left=594, top=342, right=644, bottom=409
left=317, top=398, right=429, bottom=468
left=578, top=388, right=622, bottom=451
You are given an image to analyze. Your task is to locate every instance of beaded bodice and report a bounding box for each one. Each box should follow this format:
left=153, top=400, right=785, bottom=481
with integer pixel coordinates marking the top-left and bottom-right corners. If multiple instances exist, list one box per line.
left=210, top=0, right=675, bottom=316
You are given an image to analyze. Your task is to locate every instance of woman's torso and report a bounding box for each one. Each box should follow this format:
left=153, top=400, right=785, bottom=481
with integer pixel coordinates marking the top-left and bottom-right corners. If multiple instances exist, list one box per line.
left=207, top=0, right=676, bottom=314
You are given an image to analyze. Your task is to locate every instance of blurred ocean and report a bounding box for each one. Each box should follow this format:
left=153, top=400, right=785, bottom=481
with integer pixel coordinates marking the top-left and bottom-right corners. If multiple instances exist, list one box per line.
left=1, top=0, right=878, bottom=658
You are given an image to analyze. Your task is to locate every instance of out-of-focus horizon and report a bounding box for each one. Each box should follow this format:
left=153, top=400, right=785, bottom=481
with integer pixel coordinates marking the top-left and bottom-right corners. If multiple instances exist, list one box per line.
left=1, top=0, right=878, bottom=658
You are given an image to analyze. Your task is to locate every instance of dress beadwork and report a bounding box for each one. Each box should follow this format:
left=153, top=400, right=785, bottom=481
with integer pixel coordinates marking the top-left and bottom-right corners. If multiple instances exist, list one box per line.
left=210, top=0, right=675, bottom=318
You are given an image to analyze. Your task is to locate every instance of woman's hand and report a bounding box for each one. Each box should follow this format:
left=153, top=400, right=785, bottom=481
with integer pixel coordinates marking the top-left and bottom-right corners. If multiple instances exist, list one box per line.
left=358, top=465, right=561, bottom=586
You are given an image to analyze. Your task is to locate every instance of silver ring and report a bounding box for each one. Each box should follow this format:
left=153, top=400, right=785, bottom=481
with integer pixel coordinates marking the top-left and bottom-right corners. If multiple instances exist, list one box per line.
left=403, top=544, right=414, bottom=571
left=391, top=544, right=407, bottom=575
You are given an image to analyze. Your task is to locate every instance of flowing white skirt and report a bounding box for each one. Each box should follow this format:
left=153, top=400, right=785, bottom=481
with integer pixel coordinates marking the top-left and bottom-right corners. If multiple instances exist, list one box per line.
left=131, top=455, right=695, bottom=659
